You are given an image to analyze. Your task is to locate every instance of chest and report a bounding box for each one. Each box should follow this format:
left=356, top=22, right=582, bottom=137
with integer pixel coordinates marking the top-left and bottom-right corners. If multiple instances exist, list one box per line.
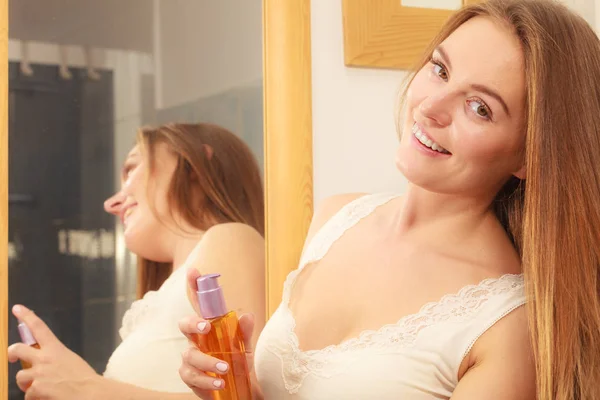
left=288, top=233, right=479, bottom=352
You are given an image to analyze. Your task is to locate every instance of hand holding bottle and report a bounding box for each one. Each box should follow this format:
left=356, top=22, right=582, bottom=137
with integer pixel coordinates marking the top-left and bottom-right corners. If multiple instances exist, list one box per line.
left=7, top=305, right=101, bottom=399
left=179, top=269, right=256, bottom=399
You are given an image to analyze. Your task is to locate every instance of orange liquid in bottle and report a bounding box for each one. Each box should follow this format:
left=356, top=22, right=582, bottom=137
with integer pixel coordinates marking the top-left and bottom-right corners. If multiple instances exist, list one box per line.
left=193, top=311, right=252, bottom=400
left=194, top=274, right=252, bottom=400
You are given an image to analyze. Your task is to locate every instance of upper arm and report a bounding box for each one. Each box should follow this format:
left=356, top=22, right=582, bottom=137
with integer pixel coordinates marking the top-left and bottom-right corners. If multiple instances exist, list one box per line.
left=184, top=223, right=266, bottom=345
left=451, top=306, right=536, bottom=399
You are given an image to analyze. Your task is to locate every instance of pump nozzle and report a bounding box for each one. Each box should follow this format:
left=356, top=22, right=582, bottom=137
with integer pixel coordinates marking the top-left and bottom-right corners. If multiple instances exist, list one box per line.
left=196, top=273, right=228, bottom=319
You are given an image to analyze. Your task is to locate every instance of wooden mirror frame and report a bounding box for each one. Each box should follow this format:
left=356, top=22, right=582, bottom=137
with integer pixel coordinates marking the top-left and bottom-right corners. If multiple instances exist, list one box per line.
left=0, top=1, right=313, bottom=396
left=342, top=0, right=480, bottom=70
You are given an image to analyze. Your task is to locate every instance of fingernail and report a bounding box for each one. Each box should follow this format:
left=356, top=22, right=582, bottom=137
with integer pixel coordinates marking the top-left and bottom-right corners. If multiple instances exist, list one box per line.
left=197, top=322, right=207, bottom=332
left=213, top=379, right=223, bottom=388
left=13, top=305, right=23, bottom=315
left=216, top=362, right=228, bottom=372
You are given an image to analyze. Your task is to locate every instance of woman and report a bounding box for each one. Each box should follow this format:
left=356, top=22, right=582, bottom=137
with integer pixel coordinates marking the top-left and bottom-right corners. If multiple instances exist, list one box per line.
left=178, top=1, right=600, bottom=399
left=8, top=123, right=266, bottom=399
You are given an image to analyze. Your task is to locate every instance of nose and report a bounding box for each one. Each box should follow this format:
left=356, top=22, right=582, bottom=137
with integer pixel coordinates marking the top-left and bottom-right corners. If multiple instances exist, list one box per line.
left=417, top=91, right=452, bottom=128
left=104, top=191, right=125, bottom=216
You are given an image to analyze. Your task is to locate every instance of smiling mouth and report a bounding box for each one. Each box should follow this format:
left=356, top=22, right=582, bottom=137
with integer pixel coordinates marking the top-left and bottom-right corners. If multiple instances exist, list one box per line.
left=412, top=123, right=451, bottom=154
left=121, top=205, right=137, bottom=225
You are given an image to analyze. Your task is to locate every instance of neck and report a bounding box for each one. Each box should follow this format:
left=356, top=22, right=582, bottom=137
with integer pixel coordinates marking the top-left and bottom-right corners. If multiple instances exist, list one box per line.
left=171, top=231, right=205, bottom=272
left=393, top=183, right=497, bottom=241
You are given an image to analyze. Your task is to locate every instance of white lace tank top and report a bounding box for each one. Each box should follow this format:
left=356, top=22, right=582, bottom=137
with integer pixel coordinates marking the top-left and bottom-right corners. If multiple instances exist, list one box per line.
left=254, top=193, right=526, bottom=399
left=103, top=265, right=193, bottom=393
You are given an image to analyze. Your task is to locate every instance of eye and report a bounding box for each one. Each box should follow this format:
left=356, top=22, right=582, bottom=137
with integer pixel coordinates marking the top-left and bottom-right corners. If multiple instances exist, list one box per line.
left=121, top=162, right=136, bottom=180
left=467, top=98, right=492, bottom=120
left=430, top=59, right=448, bottom=81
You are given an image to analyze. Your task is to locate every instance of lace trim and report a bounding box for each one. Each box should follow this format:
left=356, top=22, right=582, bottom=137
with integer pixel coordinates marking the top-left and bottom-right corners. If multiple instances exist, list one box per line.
left=119, top=290, right=159, bottom=340
left=277, top=273, right=525, bottom=393
left=118, top=266, right=186, bottom=340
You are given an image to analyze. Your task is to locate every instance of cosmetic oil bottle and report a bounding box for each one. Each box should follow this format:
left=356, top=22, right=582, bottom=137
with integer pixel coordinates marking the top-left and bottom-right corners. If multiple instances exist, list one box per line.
left=18, top=320, right=39, bottom=369
left=193, top=273, right=252, bottom=400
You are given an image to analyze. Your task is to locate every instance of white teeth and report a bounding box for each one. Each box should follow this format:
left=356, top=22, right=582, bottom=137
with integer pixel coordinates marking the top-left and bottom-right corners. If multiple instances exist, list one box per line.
left=412, top=124, right=450, bottom=154
left=124, top=208, right=133, bottom=219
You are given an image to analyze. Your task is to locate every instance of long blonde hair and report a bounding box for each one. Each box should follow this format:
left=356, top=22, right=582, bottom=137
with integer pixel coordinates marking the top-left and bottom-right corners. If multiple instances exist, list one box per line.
left=401, top=1, right=600, bottom=398
left=135, top=123, right=264, bottom=298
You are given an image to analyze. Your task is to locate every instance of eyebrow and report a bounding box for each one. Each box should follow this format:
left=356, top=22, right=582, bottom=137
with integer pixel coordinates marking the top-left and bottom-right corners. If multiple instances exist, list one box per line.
left=436, top=45, right=452, bottom=72
left=470, top=84, right=511, bottom=117
left=434, top=45, right=511, bottom=117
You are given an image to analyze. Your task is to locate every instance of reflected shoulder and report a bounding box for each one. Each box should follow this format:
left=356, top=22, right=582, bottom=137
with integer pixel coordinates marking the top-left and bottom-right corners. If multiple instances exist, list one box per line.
left=203, top=222, right=264, bottom=246
left=187, top=222, right=265, bottom=274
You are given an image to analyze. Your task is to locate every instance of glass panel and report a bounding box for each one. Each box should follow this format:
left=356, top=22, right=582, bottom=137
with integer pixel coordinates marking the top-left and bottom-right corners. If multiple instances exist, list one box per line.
left=7, top=1, right=263, bottom=398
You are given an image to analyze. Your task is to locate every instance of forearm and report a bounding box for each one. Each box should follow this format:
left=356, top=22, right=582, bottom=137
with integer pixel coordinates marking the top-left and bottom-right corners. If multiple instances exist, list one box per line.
left=90, top=375, right=200, bottom=400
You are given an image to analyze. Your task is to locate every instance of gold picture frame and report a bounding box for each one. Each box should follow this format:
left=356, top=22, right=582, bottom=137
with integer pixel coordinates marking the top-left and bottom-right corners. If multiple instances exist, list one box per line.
left=342, top=0, right=480, bottom=70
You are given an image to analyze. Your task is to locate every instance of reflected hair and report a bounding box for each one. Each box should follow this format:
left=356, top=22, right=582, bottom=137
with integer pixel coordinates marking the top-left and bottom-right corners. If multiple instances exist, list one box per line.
left=135, top=122, right=264, bottom=298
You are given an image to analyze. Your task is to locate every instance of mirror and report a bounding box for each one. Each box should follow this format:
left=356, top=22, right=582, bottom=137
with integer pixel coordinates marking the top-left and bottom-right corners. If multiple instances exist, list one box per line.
left=5, top=1, right=266, bottom=398
left=1, top=0, right=313, bottom=396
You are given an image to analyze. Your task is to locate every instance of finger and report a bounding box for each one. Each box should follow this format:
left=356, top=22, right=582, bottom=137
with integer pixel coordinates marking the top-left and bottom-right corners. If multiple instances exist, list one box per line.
left=179, top=364, right=225, bottom=392
left=182, top=347, right=230, bottom=375
left=178, top=315, right=211, bottom=341
left=7, top=343, right=40, bottom=364
left=186, top=268, right=202, bottom=314
left=15, top=368, right=34, bottom=392
left=187, top=268, right=201, bottom=293
left=12, top=305, right=57, bottom=347
left=238, top=313, right=255, bottom=352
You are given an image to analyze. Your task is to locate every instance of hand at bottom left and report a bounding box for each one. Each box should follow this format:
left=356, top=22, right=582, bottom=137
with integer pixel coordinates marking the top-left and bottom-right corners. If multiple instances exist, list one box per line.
left=7, top=305, right=101, bottom=400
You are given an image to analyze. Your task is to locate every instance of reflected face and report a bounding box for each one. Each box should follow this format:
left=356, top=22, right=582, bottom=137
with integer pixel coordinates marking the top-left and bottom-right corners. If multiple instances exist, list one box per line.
left=396, top=17, right=527, bottom=199
left=103, top=144, right=179, bottom=262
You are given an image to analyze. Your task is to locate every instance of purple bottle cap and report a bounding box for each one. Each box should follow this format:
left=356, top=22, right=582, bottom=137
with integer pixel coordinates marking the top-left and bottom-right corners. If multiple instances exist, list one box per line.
left=18, top=320, right=37, bottom=346
left=196, top=273, right=228, bottom=319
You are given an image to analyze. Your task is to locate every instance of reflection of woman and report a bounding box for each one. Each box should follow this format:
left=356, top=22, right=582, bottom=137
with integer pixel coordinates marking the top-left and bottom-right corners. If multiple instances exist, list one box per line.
left=8, top=123, right=266, bottom=399
left=179, top=2, right=600, bottom=399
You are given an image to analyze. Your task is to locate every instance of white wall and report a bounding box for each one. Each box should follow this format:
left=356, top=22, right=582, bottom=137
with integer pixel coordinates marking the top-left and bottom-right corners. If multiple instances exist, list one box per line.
left=311, top=1, right=408, bottom=205
left=310, top=0, right=597, bottom=205
left=156, top=0, right=262, bottom=110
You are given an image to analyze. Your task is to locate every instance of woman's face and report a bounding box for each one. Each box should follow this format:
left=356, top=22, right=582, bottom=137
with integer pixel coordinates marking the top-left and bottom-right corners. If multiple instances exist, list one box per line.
left=104, top=143, right=180, bottom=262
left=396, top=16, right=527, bottom=200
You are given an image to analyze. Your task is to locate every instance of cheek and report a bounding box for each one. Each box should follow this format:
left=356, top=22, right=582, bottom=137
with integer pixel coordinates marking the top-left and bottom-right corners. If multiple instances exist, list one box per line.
left=457, top=130, right=522, bottom=173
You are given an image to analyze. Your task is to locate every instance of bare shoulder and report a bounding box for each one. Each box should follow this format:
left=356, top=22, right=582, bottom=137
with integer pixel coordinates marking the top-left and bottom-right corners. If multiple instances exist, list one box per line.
left=453, top=305, right=536, bottom=399
left=187, top=222, right=265, bottom=274
left=201, top=222, right=264, bottom=251
left=305, top=193, right=368, bottom=243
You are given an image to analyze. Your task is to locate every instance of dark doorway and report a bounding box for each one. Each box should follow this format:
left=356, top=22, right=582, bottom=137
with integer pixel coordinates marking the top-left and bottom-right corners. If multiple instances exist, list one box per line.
left=8, top=62, right=116, bottom=399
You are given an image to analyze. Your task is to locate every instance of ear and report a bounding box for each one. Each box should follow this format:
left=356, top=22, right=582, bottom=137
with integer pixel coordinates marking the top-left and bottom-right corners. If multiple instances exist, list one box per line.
left=513, top=163, right=526, bottom=180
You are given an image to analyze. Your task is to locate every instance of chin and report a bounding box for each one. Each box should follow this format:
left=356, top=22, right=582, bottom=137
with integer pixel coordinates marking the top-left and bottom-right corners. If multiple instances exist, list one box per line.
left=395, top=150, right=443, bottom=193
left=124, top=229, right=171, bottom=263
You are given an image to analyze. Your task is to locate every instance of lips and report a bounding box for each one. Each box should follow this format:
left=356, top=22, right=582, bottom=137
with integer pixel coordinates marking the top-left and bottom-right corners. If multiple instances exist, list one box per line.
left=120, top=203, right=137, bottom=225
left=411, top=122, right=451, bottom=155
